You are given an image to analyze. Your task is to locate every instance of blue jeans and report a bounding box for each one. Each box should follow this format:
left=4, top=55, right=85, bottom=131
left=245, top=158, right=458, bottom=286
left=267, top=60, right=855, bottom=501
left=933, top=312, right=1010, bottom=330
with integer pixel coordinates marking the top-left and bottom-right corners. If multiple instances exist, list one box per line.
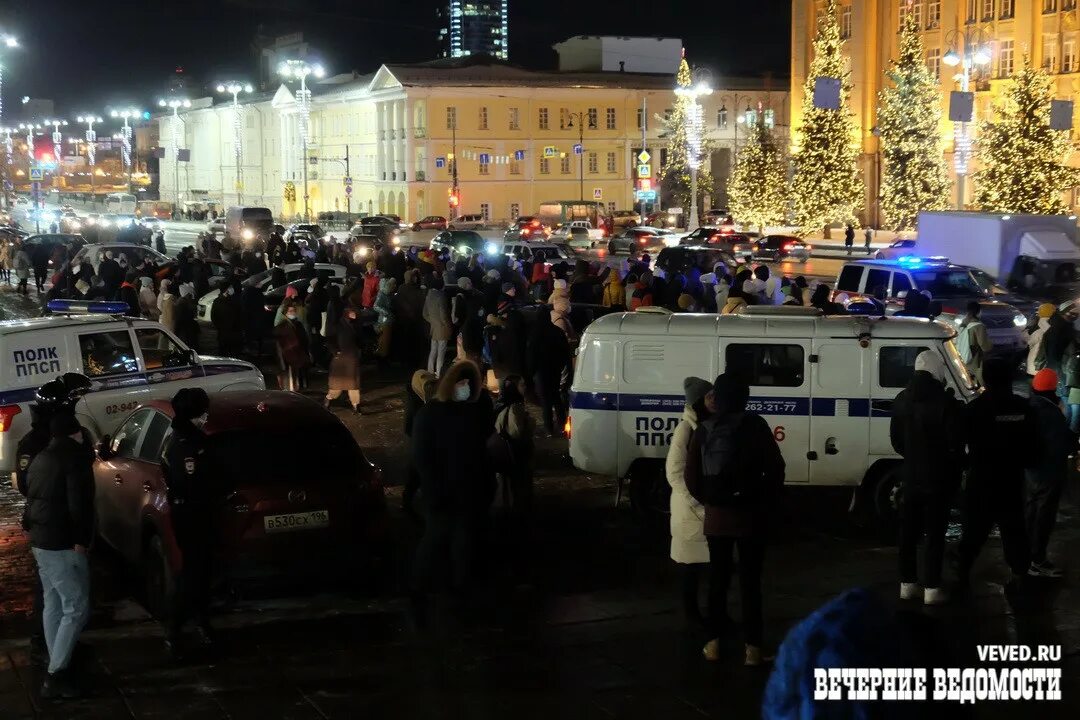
left=31, top=548, right=90, bottom=674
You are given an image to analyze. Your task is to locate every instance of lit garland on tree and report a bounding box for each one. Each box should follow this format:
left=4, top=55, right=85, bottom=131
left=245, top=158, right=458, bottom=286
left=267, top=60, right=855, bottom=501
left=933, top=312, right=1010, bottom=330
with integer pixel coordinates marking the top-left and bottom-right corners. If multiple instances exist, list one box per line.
left=974, top=62, right=1079, bottom=214
left=659, top=56, right=714, bottom=217
left=876, top=9, right=950, bottom=230
left=792, top=0, right=864, bottom=234
left=728, top=117, right=788, bottom=233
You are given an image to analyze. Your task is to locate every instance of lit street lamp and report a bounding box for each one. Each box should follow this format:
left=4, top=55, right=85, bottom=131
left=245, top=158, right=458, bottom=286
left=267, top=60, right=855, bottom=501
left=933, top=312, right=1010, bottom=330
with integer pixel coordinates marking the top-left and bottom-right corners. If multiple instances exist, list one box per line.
left=158, top=97, right=191, bottom=213
left=677, top=67, right=712, bottom=232
left=216, top=81, right=253, bottom=204
left=278, top=59, right=325, bottom=221
left=43, top=118, right=67, bottom=171
left=0, top=32, right=18, bottom=208
left=76, top=114, right=102, bottom=196
left=943, top=27, right=992, bottom=210
left=110, top=108, right=142, bottom=190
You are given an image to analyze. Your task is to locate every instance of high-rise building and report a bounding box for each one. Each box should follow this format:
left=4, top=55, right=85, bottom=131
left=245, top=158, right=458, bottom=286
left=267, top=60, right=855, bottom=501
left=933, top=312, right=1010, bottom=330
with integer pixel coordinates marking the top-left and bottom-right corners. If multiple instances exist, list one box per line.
left=438, top=1, right=509, bottom=60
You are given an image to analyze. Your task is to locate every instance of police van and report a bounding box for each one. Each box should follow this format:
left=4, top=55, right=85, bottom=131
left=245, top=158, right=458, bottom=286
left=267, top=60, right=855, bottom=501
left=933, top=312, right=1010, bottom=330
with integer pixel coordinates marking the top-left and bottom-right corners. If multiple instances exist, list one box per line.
left=0, top=301, right=265, bottom=477
left=568, top=306, right=976, bottom=523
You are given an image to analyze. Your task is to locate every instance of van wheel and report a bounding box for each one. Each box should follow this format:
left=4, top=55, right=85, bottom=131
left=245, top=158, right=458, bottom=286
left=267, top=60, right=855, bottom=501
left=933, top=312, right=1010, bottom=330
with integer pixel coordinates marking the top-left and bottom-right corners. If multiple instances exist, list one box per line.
left=142, top=535, right=176, bottom=620
left=870, top=467, right=903, bottom=540
left=627, top=464, right=670, bottom=530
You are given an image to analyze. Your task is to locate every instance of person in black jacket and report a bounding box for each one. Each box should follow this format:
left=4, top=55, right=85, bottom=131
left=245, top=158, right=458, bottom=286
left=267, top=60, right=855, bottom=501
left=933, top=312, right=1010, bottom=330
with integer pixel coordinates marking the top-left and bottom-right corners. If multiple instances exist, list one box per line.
left=957, top=358, right=1034, bottom=587
left=211, top=282, right=244, bottom=357
left=97, top=251, right=123, bottom=298
left=409, top=360, right=495, bottom=628
left=160, top=388, right=216, bottom=658
left=889, top=350, right=965, bottom=606
left=23, top=412, right=95, bottom=699
left=403, top=369, right=438, bottom=521
left=528, top=310, right=572, bottom=436
left=1025, top=369, right=1075, bottom=578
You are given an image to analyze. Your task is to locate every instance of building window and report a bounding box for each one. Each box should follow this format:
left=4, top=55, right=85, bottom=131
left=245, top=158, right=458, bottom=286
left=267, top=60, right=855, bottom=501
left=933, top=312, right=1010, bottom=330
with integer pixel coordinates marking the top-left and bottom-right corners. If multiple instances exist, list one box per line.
left=717, top=107, right=728, bottom=129
left=510, top=203, right=520, bottom=219
left=1065, top=36, right=1078, bottom=72
left=559, top=108, right=570, bottom=129
left=981, top=0, right=994, bottom=20
left=745, top=109, right=758, bottom=127
left=539, top=158, right=550, bottom=174
left=561, top=155, right=571, bottom=174
left=587, top=152, right=598, bottom=174
left=509, top=107, right=520, bottom=130
left=479, top=106, right=488, bottom=130
left=901, top=0, right=923, bottom=27
left=927, top=48, right=942, bottom=81
left=479, top=156, right=490, bottom=175
left=840, top=4, right=852, bottom=38
left=587, top=108, right=598, bottom=129
left=607, top=201, right=616, bottom=215
left=636, top=108, right=647, bottom=129
left=664, top=108, right=673, bottom=122
left=999, top=39, right=1015, bottom=77
left=1000, top=0, right=1015, bottom=18
left=509, top=159, right=521, bottom=175
left=606, top=107, right=616, bottom=130
left=764, top=109, right=775, bottom=128
left=927, top=0, right=941, bottom=26
left=480, top=203, right=490, bottom=221
left=1065, top=0, right=1077, bottom=10
left=1043, top=36, right=1059, bottom=72
left=446, top=106, right=457, bottom=130
left=539, top=107, right=549, bottom=130
left=967, top=0, right=977, bottom=21
left=606, top=151, right=616, bottom=173
left=1044, top=0, right=1057, bottom=13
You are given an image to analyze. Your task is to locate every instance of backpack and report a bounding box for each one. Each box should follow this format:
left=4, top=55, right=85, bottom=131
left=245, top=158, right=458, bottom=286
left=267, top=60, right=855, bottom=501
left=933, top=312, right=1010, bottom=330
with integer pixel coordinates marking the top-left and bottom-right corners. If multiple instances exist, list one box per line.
left=696, top=413, right=753, bottom=506
left=486, top=407, right=516, bottom=474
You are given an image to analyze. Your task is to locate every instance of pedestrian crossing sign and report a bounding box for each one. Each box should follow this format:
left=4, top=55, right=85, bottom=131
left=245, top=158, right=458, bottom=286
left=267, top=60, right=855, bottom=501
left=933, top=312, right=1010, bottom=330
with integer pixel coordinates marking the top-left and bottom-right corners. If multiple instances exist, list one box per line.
left=29, top=167, right=44, bottom=181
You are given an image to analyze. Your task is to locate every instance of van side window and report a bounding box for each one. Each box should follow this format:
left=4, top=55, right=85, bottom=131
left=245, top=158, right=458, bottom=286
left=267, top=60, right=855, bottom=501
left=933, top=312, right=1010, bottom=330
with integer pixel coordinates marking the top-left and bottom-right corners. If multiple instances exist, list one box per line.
left=78, top=331, right=139, bottom=377
left=879, top=346, right=929, bottom=388
left=865, top=269, right=890, bottom=298
left=623, top=341, right=713, bottom=386
left=891, top=273, right=912, bottom=296
left=135, top=328, right=190, bottom=369
left=582, top=339, right=616, bottom=385
left=725, top=344, right=805, bottom=387
left=837, top=266, right=863, bottom=292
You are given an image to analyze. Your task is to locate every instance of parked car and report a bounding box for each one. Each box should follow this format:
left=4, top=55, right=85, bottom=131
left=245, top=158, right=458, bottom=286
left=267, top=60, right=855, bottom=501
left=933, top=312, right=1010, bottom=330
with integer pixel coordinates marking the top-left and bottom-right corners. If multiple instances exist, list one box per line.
left=448, top=213, right=487, bottom=230
left=559, top=226, right=594, bottom=250
left=644, top=211, right=678, bottom=229
left=704, top=208, right=733, bottom=225
left=874, top=238, right=918, bottom=260
left=430, top=229, right=489, bottom=256
left=285, top=223, right=324, bottom=241
left=350, top=215, right=401, bottom=244
left=655, top=245, right=741, bottom=277
left=197, top=262, right=348, bottom=325
left=70, top=243, right=169, bottom=274
left=92, top=391, right=386, bottom=614
left=411, top=215, right=448, bottom=231
left=19, top=233, right=86, bottom=268
left=611, top=210, right=641, bottom=229
left=606, top=226, right=677, bottom=254
left=679, top=225, right=747, bottom=247
left=504, top=216, right=552, bottom=242
left=742, top=234, right=812, bottom=263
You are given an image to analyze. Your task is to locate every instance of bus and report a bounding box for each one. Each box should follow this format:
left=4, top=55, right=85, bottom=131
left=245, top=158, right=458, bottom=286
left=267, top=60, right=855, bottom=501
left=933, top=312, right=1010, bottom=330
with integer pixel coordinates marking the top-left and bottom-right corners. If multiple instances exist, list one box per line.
left=537, top=200, right=613, bottom=238
left=105, top=192, right=137, bottom=214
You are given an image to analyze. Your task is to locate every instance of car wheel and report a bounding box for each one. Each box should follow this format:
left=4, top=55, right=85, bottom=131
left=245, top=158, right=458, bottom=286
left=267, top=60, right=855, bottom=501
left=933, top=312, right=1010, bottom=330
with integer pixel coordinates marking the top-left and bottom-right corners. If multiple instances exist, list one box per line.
left=142, top=534, right=176, bottom=620
left=871, top=466, right=903, bottom=541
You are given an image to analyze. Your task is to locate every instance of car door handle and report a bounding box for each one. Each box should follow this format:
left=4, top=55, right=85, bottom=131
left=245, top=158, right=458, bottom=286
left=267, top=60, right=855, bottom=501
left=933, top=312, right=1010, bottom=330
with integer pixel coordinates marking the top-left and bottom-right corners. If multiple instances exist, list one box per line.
left=825, top=438, right=839, bottom=455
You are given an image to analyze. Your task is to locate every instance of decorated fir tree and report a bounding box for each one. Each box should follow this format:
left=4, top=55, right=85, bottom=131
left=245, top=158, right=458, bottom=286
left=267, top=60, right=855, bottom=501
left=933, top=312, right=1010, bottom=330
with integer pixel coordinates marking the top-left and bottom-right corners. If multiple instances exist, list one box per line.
left=792, top=0, right=864, bottom=234
left=728, top=117, right=788, bottom=233
left=876, top=10, right=950, bottom=230
left=659, top=56, right=714, bottom=219
left=974, top=62, right=1079, bottom=214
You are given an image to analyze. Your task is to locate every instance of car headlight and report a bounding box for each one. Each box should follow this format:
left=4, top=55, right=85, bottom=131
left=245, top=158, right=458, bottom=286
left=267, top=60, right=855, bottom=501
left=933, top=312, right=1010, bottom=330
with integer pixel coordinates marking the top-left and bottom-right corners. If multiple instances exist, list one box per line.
left=458, top=244, right=468, bottom=254
left=486, top=242, right=498, bottom=255
left=354, top=247, right=369, bottom=259
left=241, top=228, right=255, bottom=240
left=86, top=218, right=96, bottom=225
left=392, top=236, right=401, bottom=246
left=1013, top=312, right=1028, bottom=328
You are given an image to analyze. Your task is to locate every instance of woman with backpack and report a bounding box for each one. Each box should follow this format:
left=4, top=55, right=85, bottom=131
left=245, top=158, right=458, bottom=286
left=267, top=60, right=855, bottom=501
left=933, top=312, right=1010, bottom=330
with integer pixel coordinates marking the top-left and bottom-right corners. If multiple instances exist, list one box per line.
left=684, top=373, right=785, bottom=666
left=490, top=375, right=535, bottom=528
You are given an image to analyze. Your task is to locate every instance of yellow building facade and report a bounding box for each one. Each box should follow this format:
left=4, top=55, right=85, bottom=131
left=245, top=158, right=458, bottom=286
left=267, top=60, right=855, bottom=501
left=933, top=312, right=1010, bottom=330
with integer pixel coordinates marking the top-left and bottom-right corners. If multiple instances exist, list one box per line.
left=791, top=0, right=1080, bottom=224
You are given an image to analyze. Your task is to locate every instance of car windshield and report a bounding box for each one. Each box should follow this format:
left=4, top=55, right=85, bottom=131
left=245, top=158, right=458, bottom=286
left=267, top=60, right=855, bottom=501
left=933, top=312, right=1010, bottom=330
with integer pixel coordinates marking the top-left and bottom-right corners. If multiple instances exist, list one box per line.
left=912, top=269, right=983, bottom=297
left=1044, top=261, right=1080, bottom=284
left=208, top=426, right=360, bottom=485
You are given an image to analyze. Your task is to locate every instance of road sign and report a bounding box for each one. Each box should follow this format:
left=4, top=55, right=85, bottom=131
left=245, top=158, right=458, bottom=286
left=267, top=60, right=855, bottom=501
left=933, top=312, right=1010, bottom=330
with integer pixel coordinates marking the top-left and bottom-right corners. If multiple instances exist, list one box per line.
left=593, top=188, right=602, bottom=200
left=573, top=143, right=583, bottom=156
left=435, top=157, right=446, bottom=168
left=637, top=164, right=651, bottom=178
left=514, top=149, right=525, bottom=161
left=479, top=153, right=491, bottom=164
left=635, top=190, right=657, bottom=201
left=235, top=181, right=244, bottom=191
left=29, top=167, right=44, bottom=181
left=668, top=207, right=684, bottom=214
left=308, top=156, right=319, bottom=165
left=637, top=150, right=651, bottom=164
left=543, top=146, right=556, bottom=158
left=177, top=149, right=191, bottom=162
left=343, top=176, right=353, bottom=186
left=31, top=181, right=41, bottom=194
left=345, top=185, right=353, bottom=196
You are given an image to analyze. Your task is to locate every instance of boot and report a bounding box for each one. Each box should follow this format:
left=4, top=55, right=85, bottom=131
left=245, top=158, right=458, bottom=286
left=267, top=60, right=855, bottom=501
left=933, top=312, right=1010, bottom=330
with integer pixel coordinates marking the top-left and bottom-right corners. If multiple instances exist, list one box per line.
left=323, top=397, right=332, bottom=409
left=923, top=587, right=949, bottom=606
left=354, top=404, right=363, bottom=415
left=41, top=670, right=83, bottom=700
left=744, top=645, right=775, bottom=666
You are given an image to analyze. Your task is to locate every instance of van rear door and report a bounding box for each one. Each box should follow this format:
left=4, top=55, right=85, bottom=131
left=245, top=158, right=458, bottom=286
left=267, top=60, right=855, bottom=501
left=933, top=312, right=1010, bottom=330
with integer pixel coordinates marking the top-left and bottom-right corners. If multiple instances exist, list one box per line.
left=809, top=339, right=870, bottom=486
left=720, top=339, right=810, bottom=483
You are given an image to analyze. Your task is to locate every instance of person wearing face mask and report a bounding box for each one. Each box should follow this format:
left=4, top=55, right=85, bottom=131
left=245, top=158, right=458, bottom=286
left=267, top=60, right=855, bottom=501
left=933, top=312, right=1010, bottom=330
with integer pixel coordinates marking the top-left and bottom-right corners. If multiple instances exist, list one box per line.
left=160, top=388, right=216, bottom=659
left=274, top=301, right=311, bottom=392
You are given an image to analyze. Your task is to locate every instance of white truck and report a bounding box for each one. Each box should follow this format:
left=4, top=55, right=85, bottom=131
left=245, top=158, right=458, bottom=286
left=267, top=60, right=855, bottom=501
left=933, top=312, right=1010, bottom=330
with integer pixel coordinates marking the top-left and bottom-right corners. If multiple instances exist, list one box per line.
left=915, top=211, right=1080, bottom=303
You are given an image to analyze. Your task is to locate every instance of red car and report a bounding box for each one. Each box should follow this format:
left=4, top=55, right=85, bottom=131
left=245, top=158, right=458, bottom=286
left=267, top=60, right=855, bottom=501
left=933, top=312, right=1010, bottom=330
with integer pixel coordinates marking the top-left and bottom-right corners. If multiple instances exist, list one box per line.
left=411, top=215, right=448, bottom=231
left=92, top=391, right=385, bottom=615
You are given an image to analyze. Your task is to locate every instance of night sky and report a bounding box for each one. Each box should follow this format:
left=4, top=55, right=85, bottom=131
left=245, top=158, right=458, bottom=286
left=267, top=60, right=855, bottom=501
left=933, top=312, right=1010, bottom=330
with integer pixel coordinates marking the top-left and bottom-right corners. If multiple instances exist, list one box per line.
left=2, top=0, right=790, bottom=116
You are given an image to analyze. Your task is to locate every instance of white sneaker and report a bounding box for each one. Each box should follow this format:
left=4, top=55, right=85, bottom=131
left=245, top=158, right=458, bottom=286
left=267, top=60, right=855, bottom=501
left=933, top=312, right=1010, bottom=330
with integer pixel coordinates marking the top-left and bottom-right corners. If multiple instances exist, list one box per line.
left=923, top=587, right=948, bottom=605
left=899, top=582, right=921, bottom=600
left=1028, top=561, right=1064, bottom=578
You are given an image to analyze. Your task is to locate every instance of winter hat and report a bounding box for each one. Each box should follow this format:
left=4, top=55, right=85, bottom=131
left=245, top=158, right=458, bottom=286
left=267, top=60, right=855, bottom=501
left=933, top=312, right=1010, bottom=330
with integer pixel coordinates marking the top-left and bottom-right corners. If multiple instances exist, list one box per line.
left=553, top=278, right=567, bottom=290
left=486, top=269, right=501, bottom=282
left=172, top=387, right=210, bottom=420
left=140, top=276, right=153, bottom=289
left=284, top=285, right=299, bottom=299
left=1038, top=303, right=1056, bottom=319
left=457, top=277, right=473, bottom=291
left=683, top=376, right=711, bottom=407
left=1032, top=368, right=1058, bottom=393
left=677, top=293, right=694, bottom=310
left=914, top=350, right=947, bottom=384
left=50, top=412, right=82, bottom=439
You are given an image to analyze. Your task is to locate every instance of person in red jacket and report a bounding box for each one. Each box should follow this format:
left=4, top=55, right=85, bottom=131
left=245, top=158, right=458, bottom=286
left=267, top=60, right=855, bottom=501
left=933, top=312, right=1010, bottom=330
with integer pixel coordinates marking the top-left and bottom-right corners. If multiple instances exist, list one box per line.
left=360, top=262, right=380, bottom=309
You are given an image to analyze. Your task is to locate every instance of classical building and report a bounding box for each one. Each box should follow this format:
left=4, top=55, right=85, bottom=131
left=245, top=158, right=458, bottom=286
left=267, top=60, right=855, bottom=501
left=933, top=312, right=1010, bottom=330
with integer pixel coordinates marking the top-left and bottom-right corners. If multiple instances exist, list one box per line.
left=792, top=0, right=1080, bottom=224
left=157, top=56, right=788, bottom=222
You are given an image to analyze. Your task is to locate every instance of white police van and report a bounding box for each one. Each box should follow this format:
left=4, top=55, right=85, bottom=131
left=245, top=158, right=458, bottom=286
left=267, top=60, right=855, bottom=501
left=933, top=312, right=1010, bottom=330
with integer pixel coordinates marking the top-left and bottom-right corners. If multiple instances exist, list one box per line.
left=568, top=306, right=976, bottom=522
left=0, top=301, right=265, bottom=477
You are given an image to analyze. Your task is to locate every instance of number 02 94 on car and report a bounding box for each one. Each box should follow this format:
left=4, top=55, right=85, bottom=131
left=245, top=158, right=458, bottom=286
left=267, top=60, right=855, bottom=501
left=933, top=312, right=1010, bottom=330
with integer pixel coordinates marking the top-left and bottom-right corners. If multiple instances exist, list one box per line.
left=263, top=510, right=330, bottom=534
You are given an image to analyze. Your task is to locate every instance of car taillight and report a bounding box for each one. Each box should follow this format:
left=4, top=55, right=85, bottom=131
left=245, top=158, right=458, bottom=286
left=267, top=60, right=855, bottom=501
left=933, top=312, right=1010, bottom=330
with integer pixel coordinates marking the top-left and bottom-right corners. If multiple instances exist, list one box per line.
left=563, top=416, right=571, bottom=439
left=639, top=237, right=647, bottom=244
left=0, top=405, right=22, bottom=433
left=783, top=242, right=794, bottom=250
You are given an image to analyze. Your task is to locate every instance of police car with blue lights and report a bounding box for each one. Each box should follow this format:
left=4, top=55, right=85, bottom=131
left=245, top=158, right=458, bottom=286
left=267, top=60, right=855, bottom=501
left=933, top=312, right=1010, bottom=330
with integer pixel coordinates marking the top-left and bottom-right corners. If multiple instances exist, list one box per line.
left=567, top=306, right=976, bottom=525
left=1, top=300, right=265, bottom=478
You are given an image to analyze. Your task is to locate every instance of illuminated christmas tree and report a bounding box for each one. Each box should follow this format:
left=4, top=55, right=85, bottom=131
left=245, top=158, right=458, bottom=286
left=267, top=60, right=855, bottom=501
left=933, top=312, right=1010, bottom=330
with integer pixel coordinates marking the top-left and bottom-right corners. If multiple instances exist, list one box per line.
left=876, top=9, right=950, bottom=230
left=792, top=0, right=864, bottom=234
left=659, top=56, right=714, bottom=219
left=974, top=62, right=1079, bottom=214
left=728, top=117, right=788, bottom=233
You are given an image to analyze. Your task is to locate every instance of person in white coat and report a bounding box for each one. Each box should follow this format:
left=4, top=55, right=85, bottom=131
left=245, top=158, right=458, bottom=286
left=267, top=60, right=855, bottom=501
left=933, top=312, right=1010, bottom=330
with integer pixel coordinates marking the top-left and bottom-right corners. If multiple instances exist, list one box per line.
left=666, top=376, right=713, bottom=626
left=1026, top=303, right=1056, bottom=376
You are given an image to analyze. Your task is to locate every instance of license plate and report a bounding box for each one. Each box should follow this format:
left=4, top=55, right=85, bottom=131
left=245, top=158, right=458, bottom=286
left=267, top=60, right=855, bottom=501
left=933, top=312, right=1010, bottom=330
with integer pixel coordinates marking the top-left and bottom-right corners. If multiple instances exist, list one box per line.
left=263, top=510, right=329, bottom=534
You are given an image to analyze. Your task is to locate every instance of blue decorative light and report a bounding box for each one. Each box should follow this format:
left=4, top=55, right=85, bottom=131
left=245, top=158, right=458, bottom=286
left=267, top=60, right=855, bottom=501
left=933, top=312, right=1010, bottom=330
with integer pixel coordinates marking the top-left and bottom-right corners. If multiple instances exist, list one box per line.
left=47, top=299, right=130, bottom=314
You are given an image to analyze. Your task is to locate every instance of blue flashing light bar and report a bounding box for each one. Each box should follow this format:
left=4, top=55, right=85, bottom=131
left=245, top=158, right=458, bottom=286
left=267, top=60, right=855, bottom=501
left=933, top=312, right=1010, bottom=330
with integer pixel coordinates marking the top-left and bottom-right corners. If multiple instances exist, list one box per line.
left=47, top=299, right=130, bottom=315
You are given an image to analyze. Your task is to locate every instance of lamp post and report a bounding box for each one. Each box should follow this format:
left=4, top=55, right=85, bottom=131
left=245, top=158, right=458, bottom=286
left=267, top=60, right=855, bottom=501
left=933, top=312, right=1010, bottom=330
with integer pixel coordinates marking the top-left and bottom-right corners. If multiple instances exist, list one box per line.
left=716, top=93, right=752, bottom=169
left=565, top=111, right=587, bottom=201
left=679, top=70, right=713, bottom=232
left=278, top=60, right=325, bottom=222
left=216, top=82, right=253, bottom=205
left=157, top=98, right=191, bottom=214
left=0, top=33, right=18, bottom=208
left=943, top=26, right=992, bottom=210
left=75, top=115, right=102, bottom=198
left=43, top=119, right=66, bottom=182
left=110, top=108, right=141, bottom=190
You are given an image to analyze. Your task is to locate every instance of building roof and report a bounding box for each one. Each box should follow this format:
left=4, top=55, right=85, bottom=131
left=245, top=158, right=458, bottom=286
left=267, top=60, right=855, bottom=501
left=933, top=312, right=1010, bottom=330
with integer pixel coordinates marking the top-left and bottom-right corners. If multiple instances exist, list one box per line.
left=380, top=56, right=675, bottom=89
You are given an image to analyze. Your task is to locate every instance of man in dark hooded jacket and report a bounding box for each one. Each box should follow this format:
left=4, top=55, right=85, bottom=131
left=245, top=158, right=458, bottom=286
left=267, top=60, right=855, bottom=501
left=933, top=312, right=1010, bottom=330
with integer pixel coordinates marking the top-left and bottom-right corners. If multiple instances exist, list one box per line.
left=889, top=350, right=965, bottom=605
left=98, top=251, right=123, bottom=298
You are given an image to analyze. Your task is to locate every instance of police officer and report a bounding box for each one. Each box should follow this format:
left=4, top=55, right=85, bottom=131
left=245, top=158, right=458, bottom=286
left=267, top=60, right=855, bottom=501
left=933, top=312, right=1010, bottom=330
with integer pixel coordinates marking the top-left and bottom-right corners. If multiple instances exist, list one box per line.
left=160, top=387, right=216, bottom=658
left=15, top=373, right=92, bottom=664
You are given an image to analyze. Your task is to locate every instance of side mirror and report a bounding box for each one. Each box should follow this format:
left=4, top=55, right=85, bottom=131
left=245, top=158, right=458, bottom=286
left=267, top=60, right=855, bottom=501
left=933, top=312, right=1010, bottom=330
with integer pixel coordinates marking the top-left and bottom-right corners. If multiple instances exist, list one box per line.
left=97, top=436, right=115, bottom=460
left=186, top=349, right=199, bottom=366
